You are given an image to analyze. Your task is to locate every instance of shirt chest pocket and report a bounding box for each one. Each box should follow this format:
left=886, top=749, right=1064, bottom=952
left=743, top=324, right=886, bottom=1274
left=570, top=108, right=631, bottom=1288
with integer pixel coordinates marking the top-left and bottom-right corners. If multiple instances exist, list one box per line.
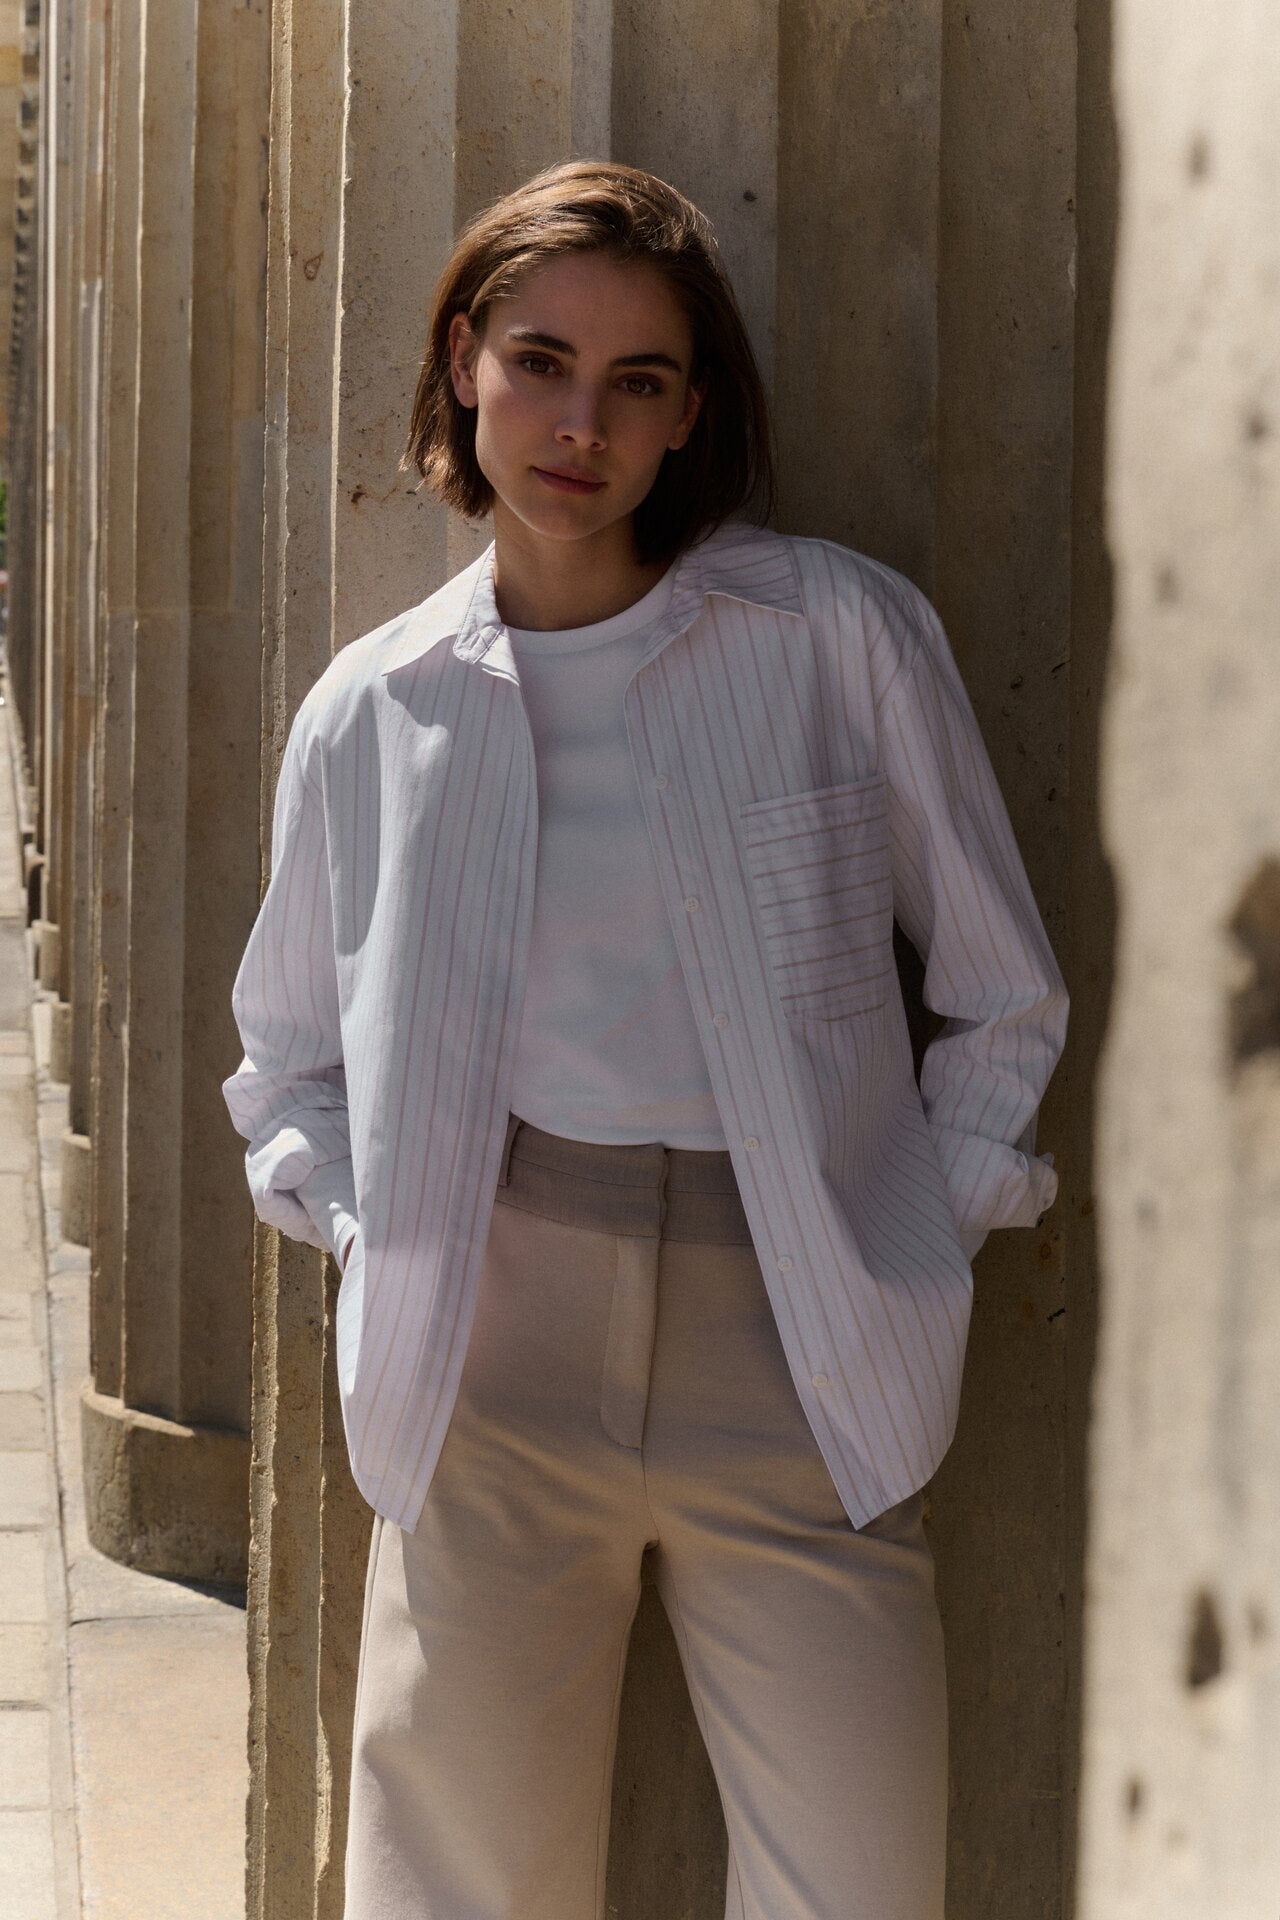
left=738, top=773, right=895, bottom=1021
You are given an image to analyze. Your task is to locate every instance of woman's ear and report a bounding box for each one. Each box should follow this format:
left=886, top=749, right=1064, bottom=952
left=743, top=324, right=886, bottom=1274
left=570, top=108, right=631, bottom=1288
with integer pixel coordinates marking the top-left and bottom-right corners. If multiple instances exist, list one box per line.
left=668, top=375, right=706, bottom=452
left=448, top=311, right=480, bottom=409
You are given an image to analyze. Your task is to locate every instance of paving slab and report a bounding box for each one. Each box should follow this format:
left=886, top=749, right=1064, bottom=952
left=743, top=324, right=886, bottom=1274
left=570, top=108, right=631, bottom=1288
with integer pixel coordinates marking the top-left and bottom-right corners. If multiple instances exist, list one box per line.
left=0, top=1531, right=47, bottom=1624
left=0, top=1289, right=36, bottom=1340
left=69, top=1615, right=247, bottom=1920
left=0, top=1394, right=46, bottom=1450
left=0, top=1451, right=50, bottom=1526
left=0, top=1807, right=59, bottom=1920
left=0, top=1087, right=39, bottom=1174
left=0, top=1348, right=43, bottom=1393
left=0, top=1624, right=49, bottom=1704
left=0, top=1704, right=51, bottom=1808
left=0, top=923, right=33, bottom=1029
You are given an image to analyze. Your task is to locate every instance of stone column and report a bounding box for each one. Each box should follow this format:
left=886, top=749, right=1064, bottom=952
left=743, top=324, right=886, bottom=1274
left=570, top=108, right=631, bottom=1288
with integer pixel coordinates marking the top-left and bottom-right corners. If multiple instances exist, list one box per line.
left=35, top=0, right=73, bottom=1000
left=55, top=0, right=105, bottom=1242
left=0, top=2, right=21, bottom=441
left=79, top=0, right=270, bottom=1585
left=248, top=4, right=350, bottom=1908
left=87, top=0, right=141, bottom=1410
left=1078, top=0, right=1280, bottom=1912
left=5, top=0, right=44, bottom=841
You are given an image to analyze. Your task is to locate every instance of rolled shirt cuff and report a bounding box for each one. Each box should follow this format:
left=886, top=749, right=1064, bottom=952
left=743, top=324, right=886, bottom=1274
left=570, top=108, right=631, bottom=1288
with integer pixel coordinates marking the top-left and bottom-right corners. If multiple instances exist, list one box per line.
left=294, top=1157, right=359, bottom=1266
left=928, top=1123, right=1058, bottom=1235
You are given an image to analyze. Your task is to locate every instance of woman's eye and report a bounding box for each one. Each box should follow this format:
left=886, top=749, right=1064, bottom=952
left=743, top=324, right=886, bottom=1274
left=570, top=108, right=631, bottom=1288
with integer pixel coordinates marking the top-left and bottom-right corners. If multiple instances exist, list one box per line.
left=622, top=375, right=661, bottom=397
left=516, top=354, right=558, bottom=375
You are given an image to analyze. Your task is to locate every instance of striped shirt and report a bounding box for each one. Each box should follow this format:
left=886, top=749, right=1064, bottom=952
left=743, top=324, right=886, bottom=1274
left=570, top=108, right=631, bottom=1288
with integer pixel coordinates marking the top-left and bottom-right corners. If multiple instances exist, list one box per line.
left=222, top=518, right=1068, bottom=1530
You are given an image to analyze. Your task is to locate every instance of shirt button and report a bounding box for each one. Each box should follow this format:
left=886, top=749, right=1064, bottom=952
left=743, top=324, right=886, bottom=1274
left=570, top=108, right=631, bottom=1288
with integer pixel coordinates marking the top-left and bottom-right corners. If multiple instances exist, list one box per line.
left=811, top=1373, right=829, bottom=1388
left=684, top=896, right=700, bottom=913
left=713, top=1012, right=730, bottom=1029
left=743, top=1136, right=760, bottom=1152
left=654, top=775, right=669, bottom=791
left=777, top=1255, right=794, bottom=1273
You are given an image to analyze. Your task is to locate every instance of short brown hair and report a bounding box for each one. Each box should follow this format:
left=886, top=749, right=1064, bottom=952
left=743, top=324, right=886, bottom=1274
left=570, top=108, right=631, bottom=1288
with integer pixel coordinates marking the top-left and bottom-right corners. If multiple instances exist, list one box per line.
left=404, top=160, right=775, bottom=564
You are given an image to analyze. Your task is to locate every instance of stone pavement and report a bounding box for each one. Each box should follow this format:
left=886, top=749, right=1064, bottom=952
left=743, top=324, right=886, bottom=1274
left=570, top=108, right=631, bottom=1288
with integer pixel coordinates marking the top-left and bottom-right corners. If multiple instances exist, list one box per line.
left=0, top=687, right=249, bottom=1919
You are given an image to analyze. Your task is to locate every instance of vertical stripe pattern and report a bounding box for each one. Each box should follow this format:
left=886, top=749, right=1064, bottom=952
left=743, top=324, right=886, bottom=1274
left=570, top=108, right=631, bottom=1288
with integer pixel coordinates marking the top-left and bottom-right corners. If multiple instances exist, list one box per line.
left=223, top=520, right=1068, bottom=1530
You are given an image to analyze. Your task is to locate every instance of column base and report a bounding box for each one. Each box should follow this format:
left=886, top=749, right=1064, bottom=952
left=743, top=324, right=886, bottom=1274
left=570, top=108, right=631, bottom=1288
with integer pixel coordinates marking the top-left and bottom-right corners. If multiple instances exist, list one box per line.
left=60, top=1125, right=90, bottom=1245
left=80, top=1385, right=250, bottom=1586
left=33, top=917, right=59, bottom=991
left=22, top=847, right=43, bottom=925
left=48, top=997, right=71, bottom=1083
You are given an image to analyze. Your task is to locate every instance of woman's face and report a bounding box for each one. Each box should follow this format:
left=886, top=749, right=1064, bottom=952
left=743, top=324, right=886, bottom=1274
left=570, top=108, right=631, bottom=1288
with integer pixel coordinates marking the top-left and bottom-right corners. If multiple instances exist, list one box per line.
left=447, top=251, right=704, bottom=549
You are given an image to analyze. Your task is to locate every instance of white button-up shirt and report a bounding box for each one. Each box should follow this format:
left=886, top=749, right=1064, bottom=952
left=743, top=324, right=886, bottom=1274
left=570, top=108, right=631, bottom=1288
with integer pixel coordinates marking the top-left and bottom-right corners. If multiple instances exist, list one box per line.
left=223, top=518, right=1068, bottom=1530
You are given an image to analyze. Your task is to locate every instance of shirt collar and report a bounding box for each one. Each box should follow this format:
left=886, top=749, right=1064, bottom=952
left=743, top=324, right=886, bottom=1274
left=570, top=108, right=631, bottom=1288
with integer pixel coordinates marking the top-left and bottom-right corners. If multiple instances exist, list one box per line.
left=377, top=518, right=805, bottom=678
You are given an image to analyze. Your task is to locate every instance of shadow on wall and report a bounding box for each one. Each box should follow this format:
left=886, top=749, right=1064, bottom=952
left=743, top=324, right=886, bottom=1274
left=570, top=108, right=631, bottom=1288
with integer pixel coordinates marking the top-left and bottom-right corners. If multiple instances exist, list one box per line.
left=1061, top=0, right=1119, bottom=1913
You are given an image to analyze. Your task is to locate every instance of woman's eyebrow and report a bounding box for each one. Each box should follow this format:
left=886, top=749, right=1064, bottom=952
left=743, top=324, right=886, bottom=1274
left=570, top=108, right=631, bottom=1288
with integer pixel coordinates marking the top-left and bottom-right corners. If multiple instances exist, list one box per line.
left=505, top=326, right=683, bottom=373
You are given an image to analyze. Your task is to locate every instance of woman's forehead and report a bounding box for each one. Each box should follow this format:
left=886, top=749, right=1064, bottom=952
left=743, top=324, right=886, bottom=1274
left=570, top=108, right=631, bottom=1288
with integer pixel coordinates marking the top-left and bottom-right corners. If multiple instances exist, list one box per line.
left=492, top=253, right=692, bottom=352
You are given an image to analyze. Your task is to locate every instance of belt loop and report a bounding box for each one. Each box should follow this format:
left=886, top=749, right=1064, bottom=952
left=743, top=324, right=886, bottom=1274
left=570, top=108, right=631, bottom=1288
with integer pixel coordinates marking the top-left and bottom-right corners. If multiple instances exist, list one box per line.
left=498, top=1113, right=521, bottom=1188
left=656, top=1144, right=671, bottom=1236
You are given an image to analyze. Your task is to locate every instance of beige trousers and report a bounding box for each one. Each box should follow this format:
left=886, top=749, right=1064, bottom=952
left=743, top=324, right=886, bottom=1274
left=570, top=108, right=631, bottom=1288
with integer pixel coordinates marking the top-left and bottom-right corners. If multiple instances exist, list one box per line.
left=344, top=1117, right=948, bottom=1920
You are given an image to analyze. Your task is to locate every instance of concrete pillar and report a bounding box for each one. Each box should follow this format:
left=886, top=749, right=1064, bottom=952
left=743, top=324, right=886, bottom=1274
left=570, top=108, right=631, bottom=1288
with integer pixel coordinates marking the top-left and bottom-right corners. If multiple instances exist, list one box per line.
left=37, top=0, right=73, bottom=1025
left=87, top=0, right=141, bottom=1406
left=80, top=0, right=270, bottom=1585
left=249, top=5, right=350, bottom=1908
left=49, top=0, right=93, bottom=1106
left=56, top=0, right=105, bottom=1241
left=1, top=0, right=41, bottom=777
left=1079, top=0, right=1280, bottom=1911
left=19, top=0, right=47, bottom=858
left=0, top=3, right=22, bottom=438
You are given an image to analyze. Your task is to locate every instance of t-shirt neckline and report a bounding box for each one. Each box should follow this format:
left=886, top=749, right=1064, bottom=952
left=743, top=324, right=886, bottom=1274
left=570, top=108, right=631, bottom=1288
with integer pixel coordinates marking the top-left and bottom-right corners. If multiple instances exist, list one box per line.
left=504, top=559, right=679, bottom=654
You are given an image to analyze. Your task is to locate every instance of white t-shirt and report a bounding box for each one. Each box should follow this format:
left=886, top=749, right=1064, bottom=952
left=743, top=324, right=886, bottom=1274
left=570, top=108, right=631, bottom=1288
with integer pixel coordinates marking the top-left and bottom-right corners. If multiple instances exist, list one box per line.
left=505, top=564, right=727, bottom=1148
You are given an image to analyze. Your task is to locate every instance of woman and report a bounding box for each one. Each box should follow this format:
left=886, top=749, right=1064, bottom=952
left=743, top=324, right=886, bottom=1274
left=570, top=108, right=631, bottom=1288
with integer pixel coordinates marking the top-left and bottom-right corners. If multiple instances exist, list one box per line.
left=224, top=159, right=1067, bottom=1920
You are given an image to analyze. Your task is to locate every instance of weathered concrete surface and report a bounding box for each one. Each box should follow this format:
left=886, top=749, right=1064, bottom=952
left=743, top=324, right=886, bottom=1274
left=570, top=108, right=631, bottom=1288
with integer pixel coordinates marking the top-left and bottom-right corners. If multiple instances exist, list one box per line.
left=1079, top=0, right=1280, bottom=1913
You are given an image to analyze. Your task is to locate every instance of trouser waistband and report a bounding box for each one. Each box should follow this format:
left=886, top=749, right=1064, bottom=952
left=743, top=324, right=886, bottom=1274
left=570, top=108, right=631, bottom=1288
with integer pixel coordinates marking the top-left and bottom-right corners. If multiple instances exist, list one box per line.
left=494, top=1113, right=755, bottom=1246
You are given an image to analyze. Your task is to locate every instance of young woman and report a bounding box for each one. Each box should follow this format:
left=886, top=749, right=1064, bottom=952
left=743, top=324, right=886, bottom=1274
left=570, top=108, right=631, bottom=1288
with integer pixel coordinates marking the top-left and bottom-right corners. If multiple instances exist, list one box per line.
left=224, top=160, right=1067, bottom=1920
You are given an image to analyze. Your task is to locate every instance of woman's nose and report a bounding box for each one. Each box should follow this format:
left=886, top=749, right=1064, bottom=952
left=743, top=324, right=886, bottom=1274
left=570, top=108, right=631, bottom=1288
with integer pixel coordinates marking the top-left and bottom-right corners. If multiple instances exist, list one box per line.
left=555, top=385, right=606, bottom=449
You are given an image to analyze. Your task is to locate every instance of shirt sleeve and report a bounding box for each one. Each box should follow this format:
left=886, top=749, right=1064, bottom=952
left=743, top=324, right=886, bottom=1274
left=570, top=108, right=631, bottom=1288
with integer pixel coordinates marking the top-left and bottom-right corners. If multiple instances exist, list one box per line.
left=222, top=700, right=355, bottom=1255
left=877, top=585, right=1068, bottom=1240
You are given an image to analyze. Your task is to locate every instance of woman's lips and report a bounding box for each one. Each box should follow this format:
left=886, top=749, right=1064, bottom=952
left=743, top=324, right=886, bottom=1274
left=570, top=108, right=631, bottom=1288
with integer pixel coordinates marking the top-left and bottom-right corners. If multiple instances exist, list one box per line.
left=533, top=467, right=606, bottom=494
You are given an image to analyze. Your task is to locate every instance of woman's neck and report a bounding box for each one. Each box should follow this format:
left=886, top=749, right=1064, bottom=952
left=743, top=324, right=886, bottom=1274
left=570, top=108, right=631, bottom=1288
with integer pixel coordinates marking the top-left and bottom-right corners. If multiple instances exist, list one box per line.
left=490, top=505, right=669, bottom=632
